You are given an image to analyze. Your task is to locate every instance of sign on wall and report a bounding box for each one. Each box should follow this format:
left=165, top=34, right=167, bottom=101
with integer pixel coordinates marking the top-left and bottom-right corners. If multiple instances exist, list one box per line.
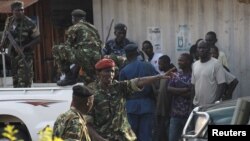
left=147, top=27, right=162, bottom=53
left=176, top=25, right=192, bottom=52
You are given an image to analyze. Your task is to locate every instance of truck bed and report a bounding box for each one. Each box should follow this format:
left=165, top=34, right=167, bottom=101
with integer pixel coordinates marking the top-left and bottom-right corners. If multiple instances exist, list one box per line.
left=0, top=83, right=82, bottom=140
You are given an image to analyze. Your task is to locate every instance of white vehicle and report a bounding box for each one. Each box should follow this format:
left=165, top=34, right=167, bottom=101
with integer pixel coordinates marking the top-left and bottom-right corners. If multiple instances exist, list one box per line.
left=0, top=53, right=74, bottom=140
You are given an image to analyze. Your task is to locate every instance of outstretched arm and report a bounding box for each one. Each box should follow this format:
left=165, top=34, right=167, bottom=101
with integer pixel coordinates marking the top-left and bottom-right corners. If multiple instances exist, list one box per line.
left=136, top=67, right=176, bottom=88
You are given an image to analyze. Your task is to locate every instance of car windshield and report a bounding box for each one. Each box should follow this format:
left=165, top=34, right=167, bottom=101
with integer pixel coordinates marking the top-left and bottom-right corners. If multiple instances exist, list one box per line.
left=198, top=100, right=237, bottom=125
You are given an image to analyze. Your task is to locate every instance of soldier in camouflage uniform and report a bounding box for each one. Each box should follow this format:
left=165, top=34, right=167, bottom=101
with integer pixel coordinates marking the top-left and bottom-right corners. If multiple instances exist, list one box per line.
left=53, top=85, right=94, bottom=141
left=52, top=9, right=102, bottom=86
left=0, top=1, right=40, bottom=87
left=87, top=58, right=173, bottom=141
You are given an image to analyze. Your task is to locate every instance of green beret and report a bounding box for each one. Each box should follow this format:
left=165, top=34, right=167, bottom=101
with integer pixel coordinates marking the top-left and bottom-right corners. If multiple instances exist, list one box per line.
left=114, top=23, right=127, bottom=31
left=124, top=44, right=138, bottom=54
left=71, top=9, right=86, bottom=18
left=11, top=1, right=24, bottom=10
left=72, top=85, right=93, bottom=98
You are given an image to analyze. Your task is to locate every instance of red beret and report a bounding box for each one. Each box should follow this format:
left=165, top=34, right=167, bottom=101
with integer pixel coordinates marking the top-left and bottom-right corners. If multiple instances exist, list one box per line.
left=95, top=58, right=116, bottom=70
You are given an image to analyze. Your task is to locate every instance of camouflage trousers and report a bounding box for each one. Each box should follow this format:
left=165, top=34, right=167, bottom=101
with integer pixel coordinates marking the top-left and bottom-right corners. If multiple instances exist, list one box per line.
left=52, top=44, right=101, bottom=84
left=11, top=54, right=34, bottom=88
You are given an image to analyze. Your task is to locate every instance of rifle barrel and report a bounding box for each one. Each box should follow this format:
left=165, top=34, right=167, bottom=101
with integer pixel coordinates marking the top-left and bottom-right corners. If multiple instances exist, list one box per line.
left=105, top=19, right=114, bottom=43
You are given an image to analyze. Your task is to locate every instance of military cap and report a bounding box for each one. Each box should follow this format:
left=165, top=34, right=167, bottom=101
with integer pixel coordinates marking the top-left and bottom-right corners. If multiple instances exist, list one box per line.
left=114, top=23, right=127, bottom=31
left=11, top=0, right=24, bottom=10
left=71, top=9, right=86, bottom=18
left=95, top=58, right=116, bottom=70
left=124, top=44, right=138, bottom=54
left=72, top=85, right=93, bottom=98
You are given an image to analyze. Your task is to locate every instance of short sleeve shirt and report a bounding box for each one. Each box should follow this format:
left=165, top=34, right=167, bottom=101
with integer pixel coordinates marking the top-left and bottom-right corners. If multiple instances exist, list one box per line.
left=192, top=58, right=226, bottom=106
left=169, top=71, right=193, bottom=118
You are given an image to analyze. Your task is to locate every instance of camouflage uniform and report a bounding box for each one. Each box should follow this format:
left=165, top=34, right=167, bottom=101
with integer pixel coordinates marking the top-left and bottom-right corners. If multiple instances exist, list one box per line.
left=88, top=79, right=140, bottom=141
left=53, top=107, right=91, bottom=141
left=53, top=20, right=102, bottom=84
left=1, top=16, right=38, bottom=87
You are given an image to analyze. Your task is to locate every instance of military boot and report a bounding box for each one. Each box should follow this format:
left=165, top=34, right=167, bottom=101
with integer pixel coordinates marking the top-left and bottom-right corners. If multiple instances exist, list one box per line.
left=57, top=65, right=77, bottom=86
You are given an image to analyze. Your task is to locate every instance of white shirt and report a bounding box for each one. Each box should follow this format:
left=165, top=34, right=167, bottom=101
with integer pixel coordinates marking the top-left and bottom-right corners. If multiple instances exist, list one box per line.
left=192, top=58, right=226, bottom=106
left=218, top=51, right=228, bottom=67
left=149, top=53, right=163, bottom=73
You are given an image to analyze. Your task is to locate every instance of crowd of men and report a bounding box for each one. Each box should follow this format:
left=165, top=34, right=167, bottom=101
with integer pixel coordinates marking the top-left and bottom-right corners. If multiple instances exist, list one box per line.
left=0, top=1, right=239, bottom=141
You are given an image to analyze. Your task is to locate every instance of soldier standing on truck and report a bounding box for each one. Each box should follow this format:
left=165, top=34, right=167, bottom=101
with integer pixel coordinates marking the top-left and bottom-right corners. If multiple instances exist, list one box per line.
left=52, top=9, right=102, bottom=86
left=0, top=0, right=40, bottom=88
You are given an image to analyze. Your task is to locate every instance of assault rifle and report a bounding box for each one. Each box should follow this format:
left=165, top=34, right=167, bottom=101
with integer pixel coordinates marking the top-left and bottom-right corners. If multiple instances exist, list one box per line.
left=5, top=31, right=26, bottom=59
left=105, top=19, right=114, bottom=43
left=5, top=30, right=32, bottom=84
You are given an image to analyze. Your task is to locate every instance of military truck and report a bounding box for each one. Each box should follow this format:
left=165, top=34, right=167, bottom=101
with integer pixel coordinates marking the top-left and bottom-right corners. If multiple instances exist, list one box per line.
left=0, top=53, right=74, bottom=140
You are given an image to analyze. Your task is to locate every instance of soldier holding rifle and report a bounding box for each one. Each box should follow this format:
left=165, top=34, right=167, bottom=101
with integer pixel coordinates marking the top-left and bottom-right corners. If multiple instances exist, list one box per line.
left=0, top=0, right=40, bottom=87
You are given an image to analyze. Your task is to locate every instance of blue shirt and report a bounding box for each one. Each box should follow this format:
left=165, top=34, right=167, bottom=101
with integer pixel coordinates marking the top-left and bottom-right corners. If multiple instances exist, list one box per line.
left=119, top=59, right=158, bottom=114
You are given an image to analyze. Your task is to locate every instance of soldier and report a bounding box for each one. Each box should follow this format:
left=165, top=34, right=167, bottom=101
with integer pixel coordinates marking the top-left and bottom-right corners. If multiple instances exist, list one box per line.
left=0, top=0, right=40, bottom=87
left=87, top=58, right=174, bottom=141
left=53, top=85, right=94, bottom=140
left=53, top=9, right=102, bottom=86
left=102, top=23, right=138, bottom=79
left=102, top=23, right=134, bottom=57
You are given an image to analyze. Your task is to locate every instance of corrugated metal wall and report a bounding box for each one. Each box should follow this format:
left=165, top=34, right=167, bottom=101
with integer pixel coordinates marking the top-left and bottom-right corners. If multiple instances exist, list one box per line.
left=93, top=0, right=250, bottom=98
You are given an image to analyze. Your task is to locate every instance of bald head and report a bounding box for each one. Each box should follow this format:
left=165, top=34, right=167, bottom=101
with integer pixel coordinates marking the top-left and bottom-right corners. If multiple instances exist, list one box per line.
left=197, top=40, right=208, bottom=48
left=197, top=40, right=211, bottom=62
